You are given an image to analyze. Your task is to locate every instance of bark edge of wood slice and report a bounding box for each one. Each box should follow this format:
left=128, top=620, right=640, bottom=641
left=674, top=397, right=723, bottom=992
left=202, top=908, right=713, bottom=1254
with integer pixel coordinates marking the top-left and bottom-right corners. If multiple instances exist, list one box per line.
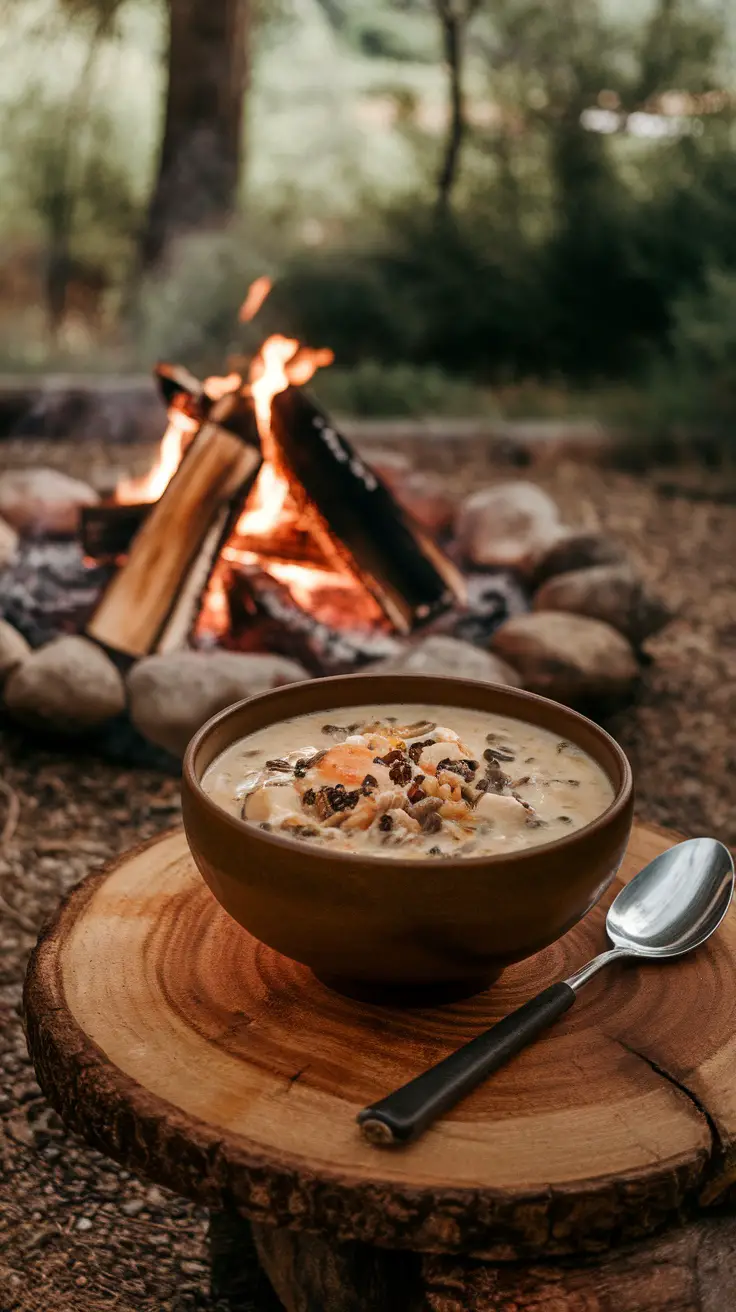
left=24, top=822, right=736, bottom=1259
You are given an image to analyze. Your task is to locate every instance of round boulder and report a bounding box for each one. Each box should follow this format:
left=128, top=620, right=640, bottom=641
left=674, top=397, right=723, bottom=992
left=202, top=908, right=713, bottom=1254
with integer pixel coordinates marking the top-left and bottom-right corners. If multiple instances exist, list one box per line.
left=128, top=651, right=310, bottom=757
left=0, top=619, right=30, bottom=684
left=0, top=468, right=99, bottom=537
left=491, top=611, right=638, bottom=703
left=4, top=636, right=125, bottom=732
left=530, top=530, right=627, bottom=590
left=371, top=635, right=522, bottom=686
left=533, top=565, right=672, bottom=647
left=456, top=482, right=562, bottom=574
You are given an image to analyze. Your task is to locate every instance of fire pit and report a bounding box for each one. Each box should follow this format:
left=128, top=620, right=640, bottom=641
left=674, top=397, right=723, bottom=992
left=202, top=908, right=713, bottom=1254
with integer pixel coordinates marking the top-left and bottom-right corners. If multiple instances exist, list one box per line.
left=0, top=282, right=672, bottom=761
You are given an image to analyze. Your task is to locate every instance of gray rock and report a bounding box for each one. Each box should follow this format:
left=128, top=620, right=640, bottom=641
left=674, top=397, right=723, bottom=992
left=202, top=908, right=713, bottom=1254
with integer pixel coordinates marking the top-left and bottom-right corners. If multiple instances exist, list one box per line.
left=128, top=650, right=310, bottom=757
left=0, top=468, right=99, bottom=537
left=4, top=636, right=125, bottom=732
left=533, top=565, right=672, bottom=646
left=371, top=635, right=523, bottom=686
left=491, top=611, right=638, bottom=703
left=0, top=514, right=18, bottom=568
left=0, top=620, right=30, bottom=684
left=530, top=530, right=626, bottom=589
left=456, top=481, right=562, bottom=574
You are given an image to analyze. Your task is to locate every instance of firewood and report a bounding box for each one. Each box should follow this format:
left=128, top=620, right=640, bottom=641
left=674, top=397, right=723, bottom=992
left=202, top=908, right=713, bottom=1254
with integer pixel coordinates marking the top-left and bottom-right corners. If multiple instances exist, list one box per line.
left=269, top=387, right=466, bottom=633
left=85, top=392, right=261, bottom=659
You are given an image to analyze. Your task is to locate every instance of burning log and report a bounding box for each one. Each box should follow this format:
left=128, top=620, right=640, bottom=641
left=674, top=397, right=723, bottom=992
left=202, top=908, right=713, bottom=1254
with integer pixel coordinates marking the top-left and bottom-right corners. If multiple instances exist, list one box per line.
left=269, top=387, right=466, bottom=634
left=229, top=522, right=331, bottom=569
left=154, top=362, right=205, bottom=413
left=81, top=367, right=256, bottom=562
left=226, top=562, right=403, bottom=675
left=85, top=392, right=261, bottom=659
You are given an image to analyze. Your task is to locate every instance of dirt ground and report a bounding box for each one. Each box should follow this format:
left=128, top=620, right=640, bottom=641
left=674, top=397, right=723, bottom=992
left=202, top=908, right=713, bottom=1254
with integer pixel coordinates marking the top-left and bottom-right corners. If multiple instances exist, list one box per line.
left=2, top=455, right=736, bottom=1311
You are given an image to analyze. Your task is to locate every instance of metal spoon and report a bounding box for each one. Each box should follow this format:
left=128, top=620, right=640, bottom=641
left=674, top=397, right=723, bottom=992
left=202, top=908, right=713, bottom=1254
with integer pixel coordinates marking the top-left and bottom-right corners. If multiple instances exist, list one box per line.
left=357, top=837, right=734, bottom=1146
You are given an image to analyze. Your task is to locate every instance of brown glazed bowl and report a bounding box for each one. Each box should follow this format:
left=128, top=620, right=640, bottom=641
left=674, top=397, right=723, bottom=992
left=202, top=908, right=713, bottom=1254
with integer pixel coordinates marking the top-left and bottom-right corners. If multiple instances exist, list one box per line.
left=182, top=674, right=633, bottom=1003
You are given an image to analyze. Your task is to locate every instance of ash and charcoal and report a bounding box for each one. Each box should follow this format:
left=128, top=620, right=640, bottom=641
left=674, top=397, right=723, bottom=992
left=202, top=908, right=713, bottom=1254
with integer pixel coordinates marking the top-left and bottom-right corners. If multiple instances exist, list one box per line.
left=425, top=570, right=529, bottom=646
left=0, top=541, right=112, bottom=648
left=0, top=542, right=527, bottom=670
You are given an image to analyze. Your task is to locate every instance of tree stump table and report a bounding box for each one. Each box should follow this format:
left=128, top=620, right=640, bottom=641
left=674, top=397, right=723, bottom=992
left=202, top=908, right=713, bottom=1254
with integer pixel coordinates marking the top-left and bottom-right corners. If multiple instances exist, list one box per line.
left=24, top=823, right=736, bottom=1311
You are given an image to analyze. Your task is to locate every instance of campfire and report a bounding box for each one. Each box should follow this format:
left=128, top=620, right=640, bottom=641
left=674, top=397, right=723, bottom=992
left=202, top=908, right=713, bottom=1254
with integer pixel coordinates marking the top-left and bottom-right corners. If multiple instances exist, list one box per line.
left=80, top=280, right=467, bottom=674
left=0, top=277, right=665, bottom=763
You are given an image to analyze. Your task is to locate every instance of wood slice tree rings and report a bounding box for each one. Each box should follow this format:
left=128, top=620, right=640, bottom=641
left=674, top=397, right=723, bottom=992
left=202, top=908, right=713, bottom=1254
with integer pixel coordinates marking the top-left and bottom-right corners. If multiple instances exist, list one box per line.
left=24, top=823, right=736, bottom=1264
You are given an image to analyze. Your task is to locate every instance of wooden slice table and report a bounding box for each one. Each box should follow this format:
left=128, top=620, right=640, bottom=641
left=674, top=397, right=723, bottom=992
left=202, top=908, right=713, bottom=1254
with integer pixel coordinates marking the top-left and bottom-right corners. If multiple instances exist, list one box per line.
left=24, top=823, right=736, bottom=1311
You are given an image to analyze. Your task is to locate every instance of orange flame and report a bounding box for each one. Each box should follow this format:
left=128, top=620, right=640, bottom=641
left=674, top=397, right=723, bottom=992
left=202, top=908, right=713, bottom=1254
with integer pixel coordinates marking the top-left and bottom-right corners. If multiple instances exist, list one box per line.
left=235, top=333, right=334, bottom=541
left=239, top=275, right=273, bottom=322
left=114, top=407, right=197, bottom=504
left=202, top=372, right=242, bottom=401
left=249, top=334, right=300, bottom=447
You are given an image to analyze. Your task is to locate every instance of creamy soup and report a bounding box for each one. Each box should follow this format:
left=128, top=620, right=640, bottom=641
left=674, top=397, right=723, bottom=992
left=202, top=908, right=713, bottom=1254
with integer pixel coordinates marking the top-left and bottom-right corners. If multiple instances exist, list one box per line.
left=202, top=704, right=615, bottom=859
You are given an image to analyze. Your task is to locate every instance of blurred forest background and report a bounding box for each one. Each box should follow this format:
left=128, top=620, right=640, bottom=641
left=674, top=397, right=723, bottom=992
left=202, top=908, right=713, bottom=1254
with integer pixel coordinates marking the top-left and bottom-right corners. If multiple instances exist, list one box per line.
left=1, top=0, right=735, bottom=431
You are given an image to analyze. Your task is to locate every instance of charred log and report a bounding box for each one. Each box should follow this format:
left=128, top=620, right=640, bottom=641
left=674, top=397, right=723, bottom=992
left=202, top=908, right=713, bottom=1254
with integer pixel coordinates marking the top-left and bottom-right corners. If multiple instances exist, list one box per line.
left=269, top=388, right=466, bottom=633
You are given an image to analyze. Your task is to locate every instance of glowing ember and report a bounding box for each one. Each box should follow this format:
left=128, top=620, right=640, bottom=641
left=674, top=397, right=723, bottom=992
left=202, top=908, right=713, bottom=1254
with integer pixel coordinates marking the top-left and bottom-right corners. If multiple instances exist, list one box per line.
left=239, top=275, right=273, bottom=322
left=114, top=408, right=197, bottom=505
left=194, top=563, right=231, bottom=643
left=219, top=546, right=385, bottom=630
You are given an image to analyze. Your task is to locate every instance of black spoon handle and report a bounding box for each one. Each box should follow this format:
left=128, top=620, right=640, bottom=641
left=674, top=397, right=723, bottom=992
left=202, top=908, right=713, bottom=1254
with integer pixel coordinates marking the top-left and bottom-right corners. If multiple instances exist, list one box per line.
left=357, top=981, right=576, bottom=1145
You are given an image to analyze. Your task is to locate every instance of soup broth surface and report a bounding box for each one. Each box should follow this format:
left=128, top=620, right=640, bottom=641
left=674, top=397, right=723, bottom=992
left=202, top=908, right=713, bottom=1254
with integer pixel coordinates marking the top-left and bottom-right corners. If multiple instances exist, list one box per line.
left=203, top=704, right=615, bottom=859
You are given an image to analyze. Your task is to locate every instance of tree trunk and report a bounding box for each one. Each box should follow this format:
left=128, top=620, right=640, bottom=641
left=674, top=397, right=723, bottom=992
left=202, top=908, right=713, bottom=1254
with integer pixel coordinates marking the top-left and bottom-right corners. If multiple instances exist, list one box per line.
left=140, top=0, right=250, bottom=271
left=436, top=3, right=464, bottom=212
left=436, top=1, right=479, bottom=212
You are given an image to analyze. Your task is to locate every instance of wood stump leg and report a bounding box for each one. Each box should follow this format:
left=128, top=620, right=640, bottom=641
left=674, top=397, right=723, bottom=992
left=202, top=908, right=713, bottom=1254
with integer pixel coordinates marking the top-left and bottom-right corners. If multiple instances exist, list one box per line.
left=212, top=1215, right=736, bottom=1312
left=251, top=1221, right=421, bottom=1312
left=209, top=1211, right=284, bottom=1311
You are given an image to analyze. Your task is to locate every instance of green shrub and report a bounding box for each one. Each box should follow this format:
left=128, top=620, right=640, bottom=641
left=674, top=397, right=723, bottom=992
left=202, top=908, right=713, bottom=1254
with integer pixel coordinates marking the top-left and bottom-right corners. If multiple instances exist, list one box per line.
left=313, top=360, right=498, bottom=417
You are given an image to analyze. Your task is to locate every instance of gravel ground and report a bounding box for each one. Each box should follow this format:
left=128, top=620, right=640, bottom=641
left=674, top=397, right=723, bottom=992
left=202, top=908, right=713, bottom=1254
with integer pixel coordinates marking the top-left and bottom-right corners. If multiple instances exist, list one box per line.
left=1, top=456, right=736, bottom=1310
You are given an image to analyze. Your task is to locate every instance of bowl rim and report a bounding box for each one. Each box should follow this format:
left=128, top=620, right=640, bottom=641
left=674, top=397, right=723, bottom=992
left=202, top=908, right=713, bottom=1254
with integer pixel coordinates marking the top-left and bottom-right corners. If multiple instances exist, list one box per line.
left=182, top=673, right=633, bottom=872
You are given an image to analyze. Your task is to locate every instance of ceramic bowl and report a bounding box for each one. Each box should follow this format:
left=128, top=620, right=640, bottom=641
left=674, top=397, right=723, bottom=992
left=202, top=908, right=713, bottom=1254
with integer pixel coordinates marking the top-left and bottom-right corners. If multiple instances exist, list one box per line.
left=181, top=674, right=633, bottom=1002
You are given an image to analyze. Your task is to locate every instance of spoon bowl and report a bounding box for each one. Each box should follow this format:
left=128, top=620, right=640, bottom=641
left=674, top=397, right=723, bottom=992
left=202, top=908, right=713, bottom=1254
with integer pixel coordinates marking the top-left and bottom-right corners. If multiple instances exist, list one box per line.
left=606, top=836, right=734, bottom=958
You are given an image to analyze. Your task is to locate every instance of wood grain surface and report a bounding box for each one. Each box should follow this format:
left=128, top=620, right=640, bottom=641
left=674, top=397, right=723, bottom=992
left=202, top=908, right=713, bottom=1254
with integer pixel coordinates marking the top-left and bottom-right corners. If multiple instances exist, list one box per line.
left=24, top=822, right=736, bottom=1258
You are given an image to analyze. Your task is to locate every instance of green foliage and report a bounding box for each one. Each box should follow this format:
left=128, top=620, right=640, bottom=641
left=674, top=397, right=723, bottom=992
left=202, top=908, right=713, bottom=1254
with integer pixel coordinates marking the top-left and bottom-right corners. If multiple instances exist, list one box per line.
left=636, top=268, right=736, bottom=440
left=3, top=0, right=736, bottom=437
left=313, top=359, right=497, bottom=416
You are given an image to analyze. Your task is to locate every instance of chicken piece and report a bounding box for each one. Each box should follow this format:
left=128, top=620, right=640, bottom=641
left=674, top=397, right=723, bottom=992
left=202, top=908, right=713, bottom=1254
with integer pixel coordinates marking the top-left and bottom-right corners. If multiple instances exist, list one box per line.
left=374, top=788, right=409, bottom=814
left=433, top=726, right=462, bottom=743
left=385, top=808, right=420, bottom=833
left=439, top=799, right=470, bottom=821
left=437, top=771, right=463, bottom=800
left=244, top=783, right=303, bottom=825
left=418, top=740, right=465, bottom=775
left=346, top=732, right=395, bottom=755
left=474, top=792, right=529, bottom=835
